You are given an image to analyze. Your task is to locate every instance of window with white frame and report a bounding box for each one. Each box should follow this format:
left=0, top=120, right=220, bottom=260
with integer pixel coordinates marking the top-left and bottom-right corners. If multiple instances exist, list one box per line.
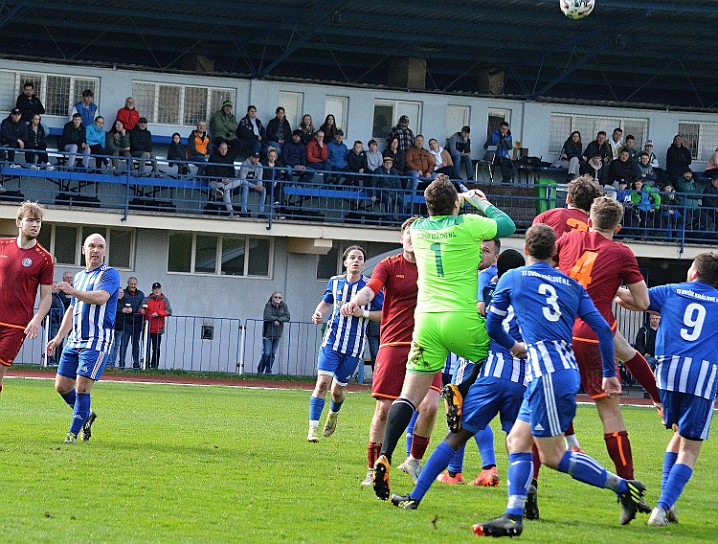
left=446, top=105, right=471, bottom=140
left=372, top=99, right=422, bottom=139
left=0, top=70, right=99, bottom=117
left=278, top=91, right=303, bottom=130
left=549, top=113, right=649, bottom=155
left=325, top=95, right=349, bottom=135
left=132, top=81, right=235, bottom=126
left=678, top=121, right=718, bottom=161
left=316, top=241, right=400, bottom=281
left=36, top=224, right=134, bottom=269
left=487, top=108, right=511, bottom=140
left=168, top=233, right=272, bottom=277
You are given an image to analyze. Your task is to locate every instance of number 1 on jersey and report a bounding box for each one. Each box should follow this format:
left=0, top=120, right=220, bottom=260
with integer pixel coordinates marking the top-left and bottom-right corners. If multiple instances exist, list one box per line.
left=430, top=242, right=444, bottom=277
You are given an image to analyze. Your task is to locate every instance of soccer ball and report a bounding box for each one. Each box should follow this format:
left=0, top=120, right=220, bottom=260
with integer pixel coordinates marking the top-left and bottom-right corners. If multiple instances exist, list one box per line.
left=560, top=0, right=595, bottom=20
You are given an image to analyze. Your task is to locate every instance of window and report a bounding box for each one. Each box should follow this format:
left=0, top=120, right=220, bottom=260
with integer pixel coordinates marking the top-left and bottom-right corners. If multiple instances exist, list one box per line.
left=678, top=121, right=718, bottom=161
left=316, top=241, right=400, bottom=280
left=325, top=95, right=349, bottom=135
left=0, top=70, right=99, bottom=117
left=278, top=91, right=304, bottom=131
left=487, top=108, right=511, bottom=140
left=372, top=99, right=422, bottom=139
left=168, top=233, right=272, bottom=277
left=446, top=105, right=471, bottom=140
left=549, top=113, right=649, bottom=155
left=40, top=225, right=134, bottom=269
left=132, top=80, right=235, bottom=126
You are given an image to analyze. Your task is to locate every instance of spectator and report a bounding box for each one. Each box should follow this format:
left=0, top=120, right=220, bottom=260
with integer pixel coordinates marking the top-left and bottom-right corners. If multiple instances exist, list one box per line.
left=119, top=276, right=145, bottom=369
left=621, top=135, right=638, bottom=163
left=366, top=139, right=383, bottom=172
left=15, top=82, right=45, bottom=122
left=129, top=117, right=159, bottom=174
left=552, top=130, right=582, bottom=180
left=186, top=121, right=210, bottom=176
left=167, top=132, right=188, bottom=176
left=405, top=134, right=436, bottom=190
left=629, top=178, right=661, bottom=238
left=658, top=184, right=683, bottom=239
left=447, top=126, right=474, bottom=181
left=110, top=287, right=125, bottom=367
left=666, top=134, right=692, bottom=182
left=607, top=127, right=623, bottom=160
left=346, top=140, right=368, bottom=187
left=106, top=119, right=132, bottom=170
left=46, top=289, right=66, bottom=366
left=209, top=100, right=239, bottom=157
left=262, top=147, right=286, bottom=205
left=635, top=152, right=658, bottom=186
left=607, top=148, right=637, bottom=186
left=327, top=130, right=349, bottom=184
left=142, top=282, right=172, bottom=369
left=0, top=107, right=27, bottom=165
left=703, top=147, right=718, bottom=179
left=581, top=130, right=611, bottom=181
left=60, top=113, right=90, bottom=170
left=700, top=175, right=718, bottom=236
left=634, top=312, right=660, bottom=373
left=386, top=115, right=415, bottom=151
left=484, top=121, right=513, bottom=183
left=643, top=140, right=659, bottom=168
left=384, top=137, right=406, bottom=180
left=237, top=105, right=265, bottom=158
left=25, top=114, right=52, bottom=169
left=257, top=291, right=290, bottom=374
left=206, top=142, right=243, bottom=216
left=265, top=106, right=292, bottom=156
left=320, top=114, right=338, bottom=142
left=369, top=156, right=403, bottom=222
left=237, top=152, right=266, bottom=217
left=85, top=116, right=107, bottom=170
left=58, top=271, right=74, bottom=310
left=115, top=97, right=140, bottom=131
left=297, top=114, right=316, bottom=145
left=306, top=130, right=330, bottom=177
left=281, top=129, right=310, bottom=181
left=70, top=89, right=98, bottom=129
left=428, top=138, right=454, bottom=177
left=676, top=169, right=705, bottom=235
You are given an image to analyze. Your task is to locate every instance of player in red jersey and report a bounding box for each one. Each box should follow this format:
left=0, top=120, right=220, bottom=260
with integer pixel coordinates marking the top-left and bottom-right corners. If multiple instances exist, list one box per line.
left=0, top=201, right=54, bottom=393
left=555, top=197, right=650, bottom=480
left=342, top=217, right=443, bottom=486
left=533, top=174, right=599, bottom=236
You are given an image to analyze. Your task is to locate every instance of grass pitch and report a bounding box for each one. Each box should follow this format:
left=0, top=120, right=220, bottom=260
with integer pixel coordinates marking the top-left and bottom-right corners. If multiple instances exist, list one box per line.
left=1, top=378, right=716, bottom=543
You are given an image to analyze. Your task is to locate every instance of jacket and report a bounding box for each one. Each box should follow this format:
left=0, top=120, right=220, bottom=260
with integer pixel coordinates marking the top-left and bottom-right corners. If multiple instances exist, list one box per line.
left=209, top=110, right=238, bottom=142
left=60, top=121, right=86, bottom=148
left=327, top=141, right=348, bottom=168
left=168, top=142, right=186, bottom=166
left=306, top=139, right=328, bottom=164
left=607, top=159, right=637, bottom=184
left=369, top=166, right=402, bottom=193
left=266, top=118, right=291, bottom=143
left=1, top=116, right=28, bottom=145
left=383, top=148, right=405, bottom=173
left=629, top=186, right=661, bottom=212
left=187, top=130, right=210, bottom=158
left=205, top=150, right=236, bottom=179
left=347, top=149, right=368, bottom=173
left=486, top=128, right=513, bottom=159
left=15, top=93, right=45, bottom=122
left=281, top=139, right=307, bottom=167
left=676, top=178, right=703, bottom=209
left=582, top=140, right=611, bottom=162
left=72, top=101, right=98, bottom=129
left=129, top=126, right=152, bottom=153
left=448, top=132, right=471, bottom=155
left=702, top=183, right=718, bottom=209
left=122, top=288, right=145, bottom=330
left=262, top=297, right=290, bottom=339
left=85, top=124, right=106, bottom=148
left=25, top=123, right=47, bottom=149
left=429, top=147, right=453, bottom=171
left=405, top=146, right=435, bottom=173
left=385, top=125, right=415, bottom=151
left=559, top=138, right=582, bottom=160
left=635, top=325, right=657, bottom=357
left=237, top=115, right=265, bottom=142
left=635, top=162, right=658, bottom=185
left=666, top=144, right=692, bottom=179
left=106, top=130, right=130, bottom=154
left=142, top=293, right=172, bottom=334
left=116, top=107, right=140, bottom=131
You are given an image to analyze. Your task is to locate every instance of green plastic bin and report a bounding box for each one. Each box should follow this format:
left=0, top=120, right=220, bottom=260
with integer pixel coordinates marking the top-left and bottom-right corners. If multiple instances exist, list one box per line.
left=535, top=178, right=557, bottom=214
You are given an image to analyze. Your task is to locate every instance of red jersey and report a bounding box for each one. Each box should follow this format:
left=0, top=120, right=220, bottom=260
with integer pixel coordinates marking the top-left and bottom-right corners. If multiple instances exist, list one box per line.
left=366, top=253, right=417, bottom=346
left=534, top=207, right=590, bottom=238
left=0, top=238, right=54, bottom=327
left=555, top=230, right=643, bottom=342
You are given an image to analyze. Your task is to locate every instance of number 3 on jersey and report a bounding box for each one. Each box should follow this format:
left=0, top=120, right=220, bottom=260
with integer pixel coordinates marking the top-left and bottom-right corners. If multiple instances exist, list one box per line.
left=430, top=242, right=444, bottom=277
left=569, top=250, right=598, bottom=288
left=539, top=284, right=561, bottom=322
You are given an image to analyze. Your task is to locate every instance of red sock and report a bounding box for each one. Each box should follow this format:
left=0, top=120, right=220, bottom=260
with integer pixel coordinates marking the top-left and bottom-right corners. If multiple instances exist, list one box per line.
left=410, top=434, right=430, bottom=460
left=532, top=443, right=541, bottom=480
left=565, top=421, right=575, bottom=436
left=623, top=352, right=660, bottom=402
left=368, top=442, right=381, bottom=468
left=604, top=431, right=634, bottom=480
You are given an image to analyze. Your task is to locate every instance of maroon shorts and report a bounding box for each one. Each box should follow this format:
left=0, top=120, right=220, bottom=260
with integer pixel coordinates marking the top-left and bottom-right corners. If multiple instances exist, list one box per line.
left=372, top=343, right=442, bottom=400
left=573, top=339, right=619, bottom=399
left=0, top=323, right=27, bottom=367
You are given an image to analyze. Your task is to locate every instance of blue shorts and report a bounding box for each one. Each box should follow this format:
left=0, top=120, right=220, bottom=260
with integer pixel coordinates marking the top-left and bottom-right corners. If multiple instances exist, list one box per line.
left=660, top=389, right=715, bottom=441
left=452, top=358, right=476, bottom=385
left=462, top=377, right=526, bottom=434
left=57, top=347, right=109, bottom=381
left=517, top=369, right=580, bottom=438
left=317, top=347, right=361, bottom=386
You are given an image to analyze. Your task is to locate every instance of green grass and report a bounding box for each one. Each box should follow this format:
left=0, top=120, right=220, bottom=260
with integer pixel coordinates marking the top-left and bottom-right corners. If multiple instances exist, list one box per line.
left=1, top=378, right=716, bottom=543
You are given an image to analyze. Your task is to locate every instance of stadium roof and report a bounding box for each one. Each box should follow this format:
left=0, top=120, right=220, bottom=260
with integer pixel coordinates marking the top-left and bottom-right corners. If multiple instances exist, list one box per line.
left=2, top=0, right=718, bottom=111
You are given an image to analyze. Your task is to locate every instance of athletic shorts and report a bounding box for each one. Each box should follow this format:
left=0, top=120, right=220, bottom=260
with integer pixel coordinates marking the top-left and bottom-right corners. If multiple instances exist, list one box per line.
left=372, top=343, right=442, bottom=400
left=0, top=323, right=27, bottom=366
left=57, top=347, right=109, bottom=381
left=462, top=377, right=526, bottom=434
left=452, top=359, right=476, bottom=385
left=317, top=346, right=361, bottom=387
left=407, top=312, right=489, bottom=374
left=517, top=369, right=580, bottom=438
left=573, top=339, right=620, bottom=399
left=660, top=389, right=715, bottom=441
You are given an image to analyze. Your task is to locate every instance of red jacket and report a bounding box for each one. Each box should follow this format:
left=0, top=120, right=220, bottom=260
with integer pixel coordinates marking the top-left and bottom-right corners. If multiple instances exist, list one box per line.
left=116, top=107, right=140, bottom=131
left=142, top=294, right=172, bottom=334
left=305, top=139, right=328, bottom=164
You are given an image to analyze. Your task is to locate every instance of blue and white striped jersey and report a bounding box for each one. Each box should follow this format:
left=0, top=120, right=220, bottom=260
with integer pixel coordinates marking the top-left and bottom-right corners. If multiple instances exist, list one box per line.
left=67, top=264, right=120, bottom=352
left=321, top=274, right=384, bottom=357
left=487, top=262, right=614, bottom=381
left=483, top=301, right=529, bottom=386
left=649, top=281, right=718, bottom=401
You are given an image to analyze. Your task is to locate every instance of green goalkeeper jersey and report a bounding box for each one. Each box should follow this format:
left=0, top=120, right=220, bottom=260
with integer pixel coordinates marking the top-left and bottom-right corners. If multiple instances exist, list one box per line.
left=410, top=214, right=498, bottom=313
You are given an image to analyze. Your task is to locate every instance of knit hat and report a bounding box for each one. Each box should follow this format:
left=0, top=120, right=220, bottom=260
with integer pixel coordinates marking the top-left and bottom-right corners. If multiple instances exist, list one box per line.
left=222, top=100, right=233, bottom=108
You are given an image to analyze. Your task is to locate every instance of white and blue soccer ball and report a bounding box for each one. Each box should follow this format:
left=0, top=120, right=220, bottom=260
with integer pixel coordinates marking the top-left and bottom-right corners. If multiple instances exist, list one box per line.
left=560, top=0, right=595, bottom=20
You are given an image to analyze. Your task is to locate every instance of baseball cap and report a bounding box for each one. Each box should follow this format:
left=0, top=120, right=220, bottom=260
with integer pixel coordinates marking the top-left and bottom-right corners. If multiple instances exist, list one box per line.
left=152, top=282, right=161, bottom=289
left=645, top=139, right=653, bottom=146
left=251, top=151, right=260, bottom=158
left=10, top=107, right=21, bottom=115
left=382, top=156, right=394, bottom=162
left=222, top=100, right=233, bottom=108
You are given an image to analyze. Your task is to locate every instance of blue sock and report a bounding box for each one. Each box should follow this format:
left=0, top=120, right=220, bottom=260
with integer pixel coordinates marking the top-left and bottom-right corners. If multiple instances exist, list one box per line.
left=658, top=463, right=693, bottom=511
left=411, top=441, right=456, bottom=501
left=406, top=411, right=419, bottom=458
left=448, top=443, right=466, bottom=474
left=61, top=388, right=76, bottom=408
left=69, top=393, right=91, bottom=435
left=309, top=396, right=325, bottom=423
left=556, top=450, right=611, bottom=490
left=329, top=398, right=344, bottom=413
left=477, top=425, right=496, bottom=468
left=504, top=452, right=533, bottom=517
left=662, top=451, right=679, bottom=492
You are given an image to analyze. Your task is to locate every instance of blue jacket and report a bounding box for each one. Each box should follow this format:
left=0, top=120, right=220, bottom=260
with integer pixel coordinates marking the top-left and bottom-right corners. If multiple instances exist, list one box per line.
left=327, top=141, right=348, bottom=169
left=86, top=124, right=106, bottom=147
left=487, top=128, right=512, bottom=159
left=73, top=101, right=98, bottom=129
left=281, top=139, right=307, bottom=168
